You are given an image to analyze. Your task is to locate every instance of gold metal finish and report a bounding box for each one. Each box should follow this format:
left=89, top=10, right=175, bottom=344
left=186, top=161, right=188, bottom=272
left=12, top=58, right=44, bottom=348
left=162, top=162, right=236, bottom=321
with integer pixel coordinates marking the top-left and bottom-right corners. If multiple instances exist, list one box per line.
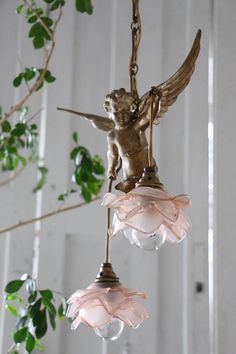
left=135, top=166, right=163, bottom=189
left=57, top=2, right=201, bottom=194
left=105, top=179, right=113, bottom=263
left=129, top=0, right=141, bottom=99
left=94, top=263, right=120, bottom=287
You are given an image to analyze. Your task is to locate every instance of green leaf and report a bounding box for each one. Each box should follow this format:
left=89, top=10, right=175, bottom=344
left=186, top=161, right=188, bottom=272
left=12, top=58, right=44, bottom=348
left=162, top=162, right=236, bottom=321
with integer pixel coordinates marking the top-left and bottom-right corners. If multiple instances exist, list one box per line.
left=27, top=15, right=37, bottom=24
left=7, top=146, right=17, bottom=154
left=24, top=68, right=36, bottom=81
left=76, top=0, right=93, bottom=14
left=5, top=303, right=18, bottom=317
left=29, top=298, right=42, bottom=318
left=87, top=177, right=103, bottom=195
left=6, top=294, right=18, bottom=301
left=34, top=309, right=48, bottom=339
left=13, top=73, right=24, bottom=87
left=39, top=290, right=56, bottom=316
left=5, top=280, right=25, bottom=294
left=28, top=291, right=38, bottom=304
left=72, top=131, right=78, bottom=143
left=32, top=166, right=48, bottom=193
left=41, top=16, right=53, bottom=27
left=58, top=193, right=66, bottom=201
left=14, top=327, right=28, bottom=343
left=33, top=35, right=45, bottom=49
left=58, top=298, right=67, bottom=319
left=2, top=121, right=12, bottom=132
left=44, top=70, right=56, bottom=83
left=70, top=146, right=80, bottom=160
left=16, top=4, right=24, bottom=14
left=92, top=156, right=105, bottom=175
left=81, top=184, right=92, bottom=202
left=12, top=123, right=26, bottom=136
left=19, top=156, right=27, bottom=167
left=26, top=332, right=36, bottom=353
left=29, top=22, right=44, bottom=38
left=48, top=310, right=56, bottom=330
left=39, top=289, right=53, bottom=301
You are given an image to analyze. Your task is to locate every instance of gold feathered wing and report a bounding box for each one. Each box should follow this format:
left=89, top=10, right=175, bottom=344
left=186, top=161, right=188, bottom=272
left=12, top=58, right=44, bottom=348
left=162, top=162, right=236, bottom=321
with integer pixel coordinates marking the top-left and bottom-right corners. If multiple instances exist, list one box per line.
left=138, top=29, right=201, bottom=125
left=57, top=107, right=115, bottom=132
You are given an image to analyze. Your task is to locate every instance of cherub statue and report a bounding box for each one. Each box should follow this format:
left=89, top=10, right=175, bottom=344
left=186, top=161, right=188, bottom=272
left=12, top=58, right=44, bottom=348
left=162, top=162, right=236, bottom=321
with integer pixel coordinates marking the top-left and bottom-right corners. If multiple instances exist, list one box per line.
left=58, top=30, right=201, bottom=193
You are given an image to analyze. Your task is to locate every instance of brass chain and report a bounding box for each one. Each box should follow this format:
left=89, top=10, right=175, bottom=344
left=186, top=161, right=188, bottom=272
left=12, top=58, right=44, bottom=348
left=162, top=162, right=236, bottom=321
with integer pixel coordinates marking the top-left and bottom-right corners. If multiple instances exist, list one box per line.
left=105, top=178, right=113, bottom=263
left=129, top=0, right=141, bottom=99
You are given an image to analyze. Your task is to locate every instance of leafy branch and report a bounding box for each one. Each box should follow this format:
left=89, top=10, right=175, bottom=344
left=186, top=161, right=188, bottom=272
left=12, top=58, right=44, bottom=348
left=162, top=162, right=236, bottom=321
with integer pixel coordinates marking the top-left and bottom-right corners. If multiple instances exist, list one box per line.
left=1, top=1, right=63, bottom=123
left=5, top=275, right=67, bottom=354
left=59, top=132, right=105, bottom=202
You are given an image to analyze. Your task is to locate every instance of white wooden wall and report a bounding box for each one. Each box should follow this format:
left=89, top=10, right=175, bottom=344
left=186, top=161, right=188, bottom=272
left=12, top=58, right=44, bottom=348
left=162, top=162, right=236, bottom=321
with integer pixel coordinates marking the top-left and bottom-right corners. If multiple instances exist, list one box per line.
left=0, top=0, right=236, bottom=353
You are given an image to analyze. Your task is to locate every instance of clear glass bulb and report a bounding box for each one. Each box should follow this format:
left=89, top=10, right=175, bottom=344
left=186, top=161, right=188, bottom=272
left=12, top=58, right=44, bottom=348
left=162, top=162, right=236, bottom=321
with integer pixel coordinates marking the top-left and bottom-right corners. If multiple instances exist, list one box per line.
left=94, top=319, right=124, bottom=341
left=131, top=226, right=166, bottom=251
left=135, top=232, right=166, bottom=251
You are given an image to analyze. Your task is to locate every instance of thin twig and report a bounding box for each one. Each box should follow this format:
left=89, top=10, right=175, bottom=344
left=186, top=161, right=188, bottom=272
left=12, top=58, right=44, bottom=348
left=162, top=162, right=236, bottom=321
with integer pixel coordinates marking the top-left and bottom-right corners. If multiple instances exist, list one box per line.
left=1, top=6, right=62, bottom=123
left=0, top=167, right=25, bottom=187
left=26, top=107, right=44, bottom=124
left=0, top=196, right=100, bottom=235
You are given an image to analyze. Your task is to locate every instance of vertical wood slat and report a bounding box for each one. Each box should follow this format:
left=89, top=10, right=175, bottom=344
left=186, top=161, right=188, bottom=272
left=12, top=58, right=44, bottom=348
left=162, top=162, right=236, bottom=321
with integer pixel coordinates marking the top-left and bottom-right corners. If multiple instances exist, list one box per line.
left=214, top=1, right=236, bottom=353
left=157, top=0, right=211, bottom=353
left=0, top=1, right=42, bottom=352
left=186, top=1, right=212, bottom=354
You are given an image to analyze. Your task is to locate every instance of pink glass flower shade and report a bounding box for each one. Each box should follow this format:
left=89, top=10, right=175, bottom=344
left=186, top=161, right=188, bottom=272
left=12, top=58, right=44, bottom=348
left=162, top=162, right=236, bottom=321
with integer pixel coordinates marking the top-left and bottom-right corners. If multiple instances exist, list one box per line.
left=102, top=186, right=191, bottom=250
left=66, top=283, right=148, bottom=339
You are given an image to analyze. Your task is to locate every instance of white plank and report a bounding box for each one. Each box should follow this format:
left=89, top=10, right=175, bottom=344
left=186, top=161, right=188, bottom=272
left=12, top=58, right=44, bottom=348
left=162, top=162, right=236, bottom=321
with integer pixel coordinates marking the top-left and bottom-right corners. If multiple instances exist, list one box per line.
left=214, top=0, right=236, bottom=353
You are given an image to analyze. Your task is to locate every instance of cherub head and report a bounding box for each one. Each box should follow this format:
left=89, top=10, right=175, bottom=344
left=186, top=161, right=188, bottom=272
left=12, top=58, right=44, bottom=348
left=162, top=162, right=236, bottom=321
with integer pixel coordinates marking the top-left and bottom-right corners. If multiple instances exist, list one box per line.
left=104, top=88, right=138, bottom=128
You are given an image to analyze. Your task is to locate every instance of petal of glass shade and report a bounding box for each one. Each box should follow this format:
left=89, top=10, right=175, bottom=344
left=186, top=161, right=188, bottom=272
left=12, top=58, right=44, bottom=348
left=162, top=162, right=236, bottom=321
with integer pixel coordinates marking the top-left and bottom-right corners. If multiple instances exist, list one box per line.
left=115, top=300, right=149, bottom=328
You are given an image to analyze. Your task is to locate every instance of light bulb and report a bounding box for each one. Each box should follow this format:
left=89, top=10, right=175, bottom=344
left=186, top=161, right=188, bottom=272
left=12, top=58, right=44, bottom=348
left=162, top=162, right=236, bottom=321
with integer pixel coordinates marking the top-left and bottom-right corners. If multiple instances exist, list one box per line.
left=135, top=231, right=166, bottom=251
left=94, top=318, right=124, bottom=341
left=123, top=225, right=166, bottom=251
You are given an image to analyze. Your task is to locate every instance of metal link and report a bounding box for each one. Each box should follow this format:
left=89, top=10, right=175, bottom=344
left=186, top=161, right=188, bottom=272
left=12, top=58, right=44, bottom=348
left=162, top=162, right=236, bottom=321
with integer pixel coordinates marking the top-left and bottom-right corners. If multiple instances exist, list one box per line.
left=129, top=0, right=141, bottom=99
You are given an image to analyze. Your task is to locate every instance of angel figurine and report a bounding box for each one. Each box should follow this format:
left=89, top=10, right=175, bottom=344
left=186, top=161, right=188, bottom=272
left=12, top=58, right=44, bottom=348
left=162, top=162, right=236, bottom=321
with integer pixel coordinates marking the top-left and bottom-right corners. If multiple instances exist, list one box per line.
left=58, top=30, right=201, bottom=193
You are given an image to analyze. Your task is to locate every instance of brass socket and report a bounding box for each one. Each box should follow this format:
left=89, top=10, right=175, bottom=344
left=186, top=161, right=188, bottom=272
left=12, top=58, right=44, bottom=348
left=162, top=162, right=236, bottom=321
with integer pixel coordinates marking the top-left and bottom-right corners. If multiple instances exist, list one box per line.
left=94, top=263, right=121, bottom=287
left=135, top=166, right=163, bottom=189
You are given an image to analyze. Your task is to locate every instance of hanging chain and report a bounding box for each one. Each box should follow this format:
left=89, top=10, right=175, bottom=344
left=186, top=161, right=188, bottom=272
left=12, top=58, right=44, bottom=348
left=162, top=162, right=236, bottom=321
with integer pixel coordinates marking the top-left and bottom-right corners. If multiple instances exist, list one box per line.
left=105, top=178, right=113, bottom=263
left=148, top=88, right=162, bottom=166
left=129, top=0, right=141, bottom=99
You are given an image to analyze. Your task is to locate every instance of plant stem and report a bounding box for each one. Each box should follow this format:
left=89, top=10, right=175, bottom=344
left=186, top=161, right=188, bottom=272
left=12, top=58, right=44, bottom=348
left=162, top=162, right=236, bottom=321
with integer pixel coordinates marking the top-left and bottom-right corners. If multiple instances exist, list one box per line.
left=0, top=197, right=100, bottom=235
left=1, top=6, right=63, bottom=123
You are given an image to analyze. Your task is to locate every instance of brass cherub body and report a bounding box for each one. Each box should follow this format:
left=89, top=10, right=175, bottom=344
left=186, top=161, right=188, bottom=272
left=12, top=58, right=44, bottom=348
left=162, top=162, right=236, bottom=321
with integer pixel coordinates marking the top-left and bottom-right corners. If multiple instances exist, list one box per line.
left=58, top=30, right=201, bottom=193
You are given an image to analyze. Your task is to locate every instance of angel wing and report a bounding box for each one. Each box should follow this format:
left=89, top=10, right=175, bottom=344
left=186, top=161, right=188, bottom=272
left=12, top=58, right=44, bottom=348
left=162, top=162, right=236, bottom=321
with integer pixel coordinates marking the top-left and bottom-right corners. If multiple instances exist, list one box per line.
left=138, top=29, right=201, bottom=126
left=57, top=107, right=115, bottom=132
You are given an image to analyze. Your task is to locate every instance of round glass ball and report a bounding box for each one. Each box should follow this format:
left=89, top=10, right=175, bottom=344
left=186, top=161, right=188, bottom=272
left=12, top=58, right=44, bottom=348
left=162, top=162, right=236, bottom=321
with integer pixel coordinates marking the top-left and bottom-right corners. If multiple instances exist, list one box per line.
left=94, top=319, right=124, bottom=341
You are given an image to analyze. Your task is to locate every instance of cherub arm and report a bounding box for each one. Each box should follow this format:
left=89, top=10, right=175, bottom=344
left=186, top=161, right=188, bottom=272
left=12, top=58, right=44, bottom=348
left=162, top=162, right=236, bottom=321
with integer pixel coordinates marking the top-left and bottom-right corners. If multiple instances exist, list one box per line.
left=57, top=107, right=115, bottom=132
left=107, top=133, right=120, bottom=180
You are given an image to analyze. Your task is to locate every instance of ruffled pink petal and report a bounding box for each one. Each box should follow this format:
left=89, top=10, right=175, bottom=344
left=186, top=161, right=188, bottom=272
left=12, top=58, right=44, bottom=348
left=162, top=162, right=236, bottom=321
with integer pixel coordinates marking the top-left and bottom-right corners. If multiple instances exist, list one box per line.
left=102, top=192, right=127, bottom=208
left=131, top=187, right=172, bottom=200
left=71, top=314, right=83, bottom=330
left=172, top=194, right=191, bottom=209
left=66, top=300, right=80, bottom=318
left=115, top=300, right=148, bottom=328
left=164, top=211, right=191, bottom=243
left=123, top=208, right=163, bottom=234
left=79, top=304, right=112, bottom=328
left=68, top=287, right=109, bottom=302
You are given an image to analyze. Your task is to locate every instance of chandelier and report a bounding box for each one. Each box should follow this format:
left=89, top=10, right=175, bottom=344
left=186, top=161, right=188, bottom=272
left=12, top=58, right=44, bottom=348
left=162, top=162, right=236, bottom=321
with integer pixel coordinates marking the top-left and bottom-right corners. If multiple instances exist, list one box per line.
left=58, top=0, right=201, bottom=341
